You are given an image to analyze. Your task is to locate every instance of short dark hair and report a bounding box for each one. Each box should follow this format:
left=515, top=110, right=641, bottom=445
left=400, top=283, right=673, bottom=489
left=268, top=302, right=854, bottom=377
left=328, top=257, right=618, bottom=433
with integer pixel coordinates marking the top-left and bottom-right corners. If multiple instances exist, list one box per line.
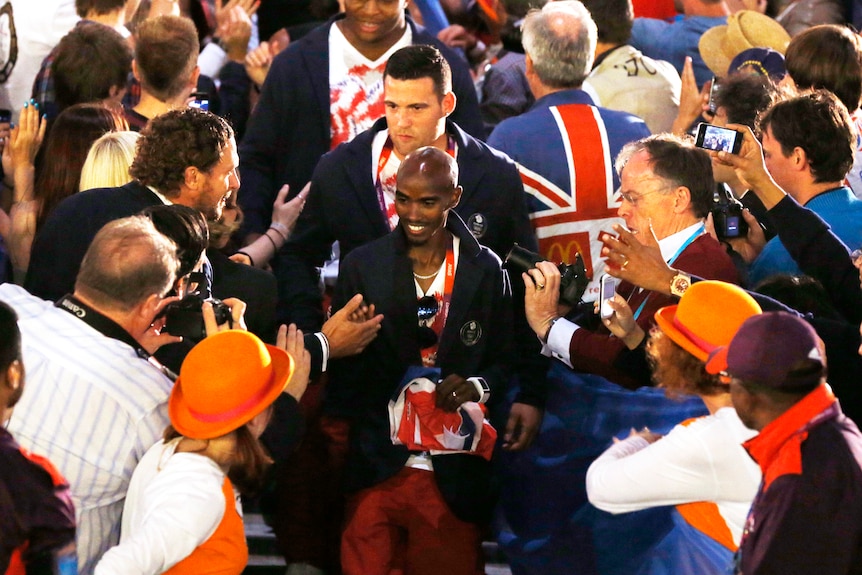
left=714, top=74, right=780, bottom=129
left=0, top=302, right=21, bottom=374
left=785, top=25, right=862, bottom=111
left=75, top=0, right=125, bottom=17
left=759, top=90, right=854, bottom=184
left=384, top=45, right=452, bottom=99
left=616, top=134, right=714, bottom=218
left=135, top=16, right=200, bottom=101
left=140, top=205, right=209, bottom=278
left=129, top=108, right=234, bottom=196
left=581, top=0, right=632, bottom=45
left=52, top=22, right=132, bottom=112
left=75, top=216, right=180, bottom=312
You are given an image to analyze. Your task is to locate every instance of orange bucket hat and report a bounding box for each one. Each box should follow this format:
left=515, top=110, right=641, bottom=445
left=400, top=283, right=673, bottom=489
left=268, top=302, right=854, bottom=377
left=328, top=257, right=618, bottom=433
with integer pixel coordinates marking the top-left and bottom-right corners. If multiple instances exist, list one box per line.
left=654, top=281, right=762, bottom=362
left=169, top=330, right=295, bottom=439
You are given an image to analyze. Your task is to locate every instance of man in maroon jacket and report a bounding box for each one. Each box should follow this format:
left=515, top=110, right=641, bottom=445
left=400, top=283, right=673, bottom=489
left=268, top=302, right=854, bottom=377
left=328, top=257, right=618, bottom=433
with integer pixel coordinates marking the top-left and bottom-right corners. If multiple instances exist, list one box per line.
left=523, top=134, right=739, bottom=389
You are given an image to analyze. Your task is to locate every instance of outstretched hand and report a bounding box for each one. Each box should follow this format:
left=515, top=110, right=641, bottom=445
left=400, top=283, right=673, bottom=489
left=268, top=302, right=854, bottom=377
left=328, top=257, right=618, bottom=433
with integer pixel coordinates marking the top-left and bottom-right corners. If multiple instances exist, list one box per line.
left=711, top=124, right=786, bottom=209
left=323, top=294, right=384, bottom=358
left=278, top=323, right=311, bottom=401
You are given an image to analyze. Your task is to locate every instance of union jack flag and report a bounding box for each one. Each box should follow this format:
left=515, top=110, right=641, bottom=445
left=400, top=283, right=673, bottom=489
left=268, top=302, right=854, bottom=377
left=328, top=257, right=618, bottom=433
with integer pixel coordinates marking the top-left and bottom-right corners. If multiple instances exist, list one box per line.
left=520, top=104, right=624, bottom=301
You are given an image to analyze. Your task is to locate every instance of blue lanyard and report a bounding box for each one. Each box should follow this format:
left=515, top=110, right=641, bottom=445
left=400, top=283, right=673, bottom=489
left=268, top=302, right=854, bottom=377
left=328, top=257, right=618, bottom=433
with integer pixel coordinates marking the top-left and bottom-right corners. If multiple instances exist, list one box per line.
left=631, top=224, right=705, bottom=321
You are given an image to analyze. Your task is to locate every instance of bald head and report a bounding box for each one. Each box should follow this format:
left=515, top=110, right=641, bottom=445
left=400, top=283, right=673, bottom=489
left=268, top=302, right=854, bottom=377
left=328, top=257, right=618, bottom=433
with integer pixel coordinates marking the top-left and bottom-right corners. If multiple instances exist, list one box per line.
left=397, top=146, right=459, bottom=193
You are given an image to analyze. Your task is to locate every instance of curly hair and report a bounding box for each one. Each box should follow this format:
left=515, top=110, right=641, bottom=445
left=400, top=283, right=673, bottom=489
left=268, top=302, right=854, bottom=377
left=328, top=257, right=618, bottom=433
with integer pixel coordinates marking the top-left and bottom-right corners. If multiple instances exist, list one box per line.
left=647, top=329, right=727, bottom=399
left=129, top=108, right=233, bottom=196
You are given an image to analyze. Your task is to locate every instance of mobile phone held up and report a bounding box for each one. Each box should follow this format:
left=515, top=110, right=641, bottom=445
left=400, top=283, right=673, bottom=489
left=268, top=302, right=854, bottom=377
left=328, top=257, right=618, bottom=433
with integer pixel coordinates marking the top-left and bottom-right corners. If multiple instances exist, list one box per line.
left=599, top=274, right=616, bottom=319
left=707, top=77, right=718, bottom=116
left=694, top=122, right=743, bottom=155
left=189, top=92, right=209, bottom=112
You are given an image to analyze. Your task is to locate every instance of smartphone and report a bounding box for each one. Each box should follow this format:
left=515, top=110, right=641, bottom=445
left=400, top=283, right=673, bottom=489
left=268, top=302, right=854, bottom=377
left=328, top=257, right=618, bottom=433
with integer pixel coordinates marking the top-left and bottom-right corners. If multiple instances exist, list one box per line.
left=0, top=108, right=11, bottom=124
left=189, top=92, right=209, bottom=111
left=695, top=123, right=743, bottom=155
left=599, top=274, right=616, bottom=319
left=707, top=77, right=718, bottom=116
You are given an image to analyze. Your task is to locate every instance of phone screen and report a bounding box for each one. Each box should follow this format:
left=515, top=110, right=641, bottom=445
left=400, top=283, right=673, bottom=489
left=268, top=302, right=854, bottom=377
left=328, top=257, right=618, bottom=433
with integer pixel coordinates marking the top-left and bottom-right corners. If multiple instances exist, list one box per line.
left=600, top=275, right=615, bottom=318
left=695, top=123, right=742, bottom=154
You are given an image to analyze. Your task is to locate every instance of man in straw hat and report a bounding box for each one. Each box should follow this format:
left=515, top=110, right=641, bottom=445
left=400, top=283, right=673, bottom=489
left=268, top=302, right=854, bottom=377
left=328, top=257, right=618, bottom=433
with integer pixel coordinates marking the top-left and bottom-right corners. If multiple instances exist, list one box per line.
left=698, top=10, right=790, bottom=78
left=705, top=311, right=862, bottom=574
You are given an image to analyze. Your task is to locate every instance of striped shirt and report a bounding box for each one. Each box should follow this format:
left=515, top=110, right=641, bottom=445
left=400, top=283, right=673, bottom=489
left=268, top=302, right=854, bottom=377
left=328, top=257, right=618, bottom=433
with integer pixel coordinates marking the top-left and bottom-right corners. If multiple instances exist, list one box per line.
left=1, top=284, right=173, bottom=575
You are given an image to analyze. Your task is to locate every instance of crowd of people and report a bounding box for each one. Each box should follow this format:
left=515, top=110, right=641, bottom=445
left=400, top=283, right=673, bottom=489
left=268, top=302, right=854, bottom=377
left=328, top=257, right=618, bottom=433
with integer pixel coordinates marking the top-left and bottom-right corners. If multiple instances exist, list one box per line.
left=2, top=0, right=862, bottom=573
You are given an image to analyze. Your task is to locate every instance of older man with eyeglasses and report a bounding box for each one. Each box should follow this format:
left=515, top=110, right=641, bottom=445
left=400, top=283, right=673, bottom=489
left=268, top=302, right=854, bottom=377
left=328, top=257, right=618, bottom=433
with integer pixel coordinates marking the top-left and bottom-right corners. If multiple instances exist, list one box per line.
left=523, top=133, right=739, bottom=389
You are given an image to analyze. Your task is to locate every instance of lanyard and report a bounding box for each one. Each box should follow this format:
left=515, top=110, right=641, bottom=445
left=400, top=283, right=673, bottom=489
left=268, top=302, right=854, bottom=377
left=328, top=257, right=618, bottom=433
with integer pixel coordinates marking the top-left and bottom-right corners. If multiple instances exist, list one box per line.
left=375, top=134, right=457, bottom=230
left=631, top=224, right=705, bottom=321
left=55, top=294, right=178, bottom=382
left=419, top=236, right=456, bottom=365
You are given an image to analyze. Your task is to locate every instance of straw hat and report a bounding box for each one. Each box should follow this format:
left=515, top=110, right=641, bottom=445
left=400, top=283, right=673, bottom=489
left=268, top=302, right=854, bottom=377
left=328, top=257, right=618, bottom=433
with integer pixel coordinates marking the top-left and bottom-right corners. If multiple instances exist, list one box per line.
left=654, top=281, right=762, bottom=361
left=169, top=330, right=295, bottom=439
left=699, top=11, right=791, bottom=77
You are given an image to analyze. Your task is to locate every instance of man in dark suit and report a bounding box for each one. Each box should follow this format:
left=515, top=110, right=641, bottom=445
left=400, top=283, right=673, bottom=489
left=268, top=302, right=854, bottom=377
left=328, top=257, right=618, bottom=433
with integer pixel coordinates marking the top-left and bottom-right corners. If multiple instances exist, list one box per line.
left=279, top=44, right=545, bottom=436
left=330, top=146, right=510, bottom=574
left=25, top=107, right=380, bottom=375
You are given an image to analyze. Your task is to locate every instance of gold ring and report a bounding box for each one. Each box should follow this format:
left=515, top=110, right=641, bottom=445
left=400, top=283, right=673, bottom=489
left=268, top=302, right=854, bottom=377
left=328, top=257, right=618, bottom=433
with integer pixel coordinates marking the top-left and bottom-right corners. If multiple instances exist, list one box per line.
left=621, top=259, right=629, bottom=270
left=536, top=283, right=546, bottom=290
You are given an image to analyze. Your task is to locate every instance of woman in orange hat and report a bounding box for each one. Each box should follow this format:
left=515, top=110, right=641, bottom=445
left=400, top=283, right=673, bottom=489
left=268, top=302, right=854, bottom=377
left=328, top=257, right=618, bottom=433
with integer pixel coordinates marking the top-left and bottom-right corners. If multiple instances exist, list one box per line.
left=586, top=280, right=763, bottom=571
left=94, top=325, right=310, bottom=575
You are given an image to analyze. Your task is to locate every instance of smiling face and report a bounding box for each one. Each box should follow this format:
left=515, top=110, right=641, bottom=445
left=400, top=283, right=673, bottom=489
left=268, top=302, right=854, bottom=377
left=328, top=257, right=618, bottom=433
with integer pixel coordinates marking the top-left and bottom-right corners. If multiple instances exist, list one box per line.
left=193, top=138, right=240, bottom=221
left=395, top=171, right=460, bottom=247
left=384, top=76, right=455, bottom=159
left=340, top=0, right=408, bottom=58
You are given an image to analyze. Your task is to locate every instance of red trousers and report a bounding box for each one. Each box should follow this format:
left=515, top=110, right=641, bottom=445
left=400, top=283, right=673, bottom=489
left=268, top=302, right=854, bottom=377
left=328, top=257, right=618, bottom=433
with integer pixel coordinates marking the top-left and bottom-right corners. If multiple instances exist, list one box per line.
left=341, top=467, right=483, bottom=575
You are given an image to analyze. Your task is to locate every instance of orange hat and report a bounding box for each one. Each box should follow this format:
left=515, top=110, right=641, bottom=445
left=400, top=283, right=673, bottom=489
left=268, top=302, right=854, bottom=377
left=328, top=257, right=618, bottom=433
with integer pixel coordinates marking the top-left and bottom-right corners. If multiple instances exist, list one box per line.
left=169, top=330, right=295, bottom=439
left=654, top=281, right=762, bottom=361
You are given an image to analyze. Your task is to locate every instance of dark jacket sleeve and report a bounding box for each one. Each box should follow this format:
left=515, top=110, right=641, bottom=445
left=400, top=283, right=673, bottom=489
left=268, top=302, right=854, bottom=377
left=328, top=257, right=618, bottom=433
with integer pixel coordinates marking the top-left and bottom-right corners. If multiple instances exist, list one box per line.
left=767, top=195, right=862, bottom=324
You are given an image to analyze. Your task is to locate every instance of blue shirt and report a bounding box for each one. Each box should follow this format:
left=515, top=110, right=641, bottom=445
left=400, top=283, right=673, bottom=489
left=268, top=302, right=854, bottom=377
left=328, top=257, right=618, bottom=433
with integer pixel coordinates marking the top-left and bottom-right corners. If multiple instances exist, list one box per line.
left=749, top=186, right=862, bottom=287
left=629, top=15, right=727, bottom=87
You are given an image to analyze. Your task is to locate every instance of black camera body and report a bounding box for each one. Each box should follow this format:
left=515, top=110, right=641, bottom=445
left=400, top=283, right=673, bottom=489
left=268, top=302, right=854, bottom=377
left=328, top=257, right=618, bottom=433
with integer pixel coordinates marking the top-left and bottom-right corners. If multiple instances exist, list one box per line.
left=504, top=244, right=589, bottom=307
left=711, top=183, right=748, bottom=241
left=162, top=294, right=232, bottom=342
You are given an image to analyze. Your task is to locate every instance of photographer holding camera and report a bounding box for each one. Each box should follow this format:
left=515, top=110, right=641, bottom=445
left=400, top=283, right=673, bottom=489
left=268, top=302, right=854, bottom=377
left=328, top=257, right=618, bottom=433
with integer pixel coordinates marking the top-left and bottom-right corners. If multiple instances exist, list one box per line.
left=0, top=215, right=244, bottom=573
left=522, top=134, right=739, bottom=389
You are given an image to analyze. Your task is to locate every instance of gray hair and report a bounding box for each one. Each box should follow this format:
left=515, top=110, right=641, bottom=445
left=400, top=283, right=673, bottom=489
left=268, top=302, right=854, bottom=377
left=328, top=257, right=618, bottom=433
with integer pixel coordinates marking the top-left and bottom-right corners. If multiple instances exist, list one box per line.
left=521, top=0, right=598, bottom=89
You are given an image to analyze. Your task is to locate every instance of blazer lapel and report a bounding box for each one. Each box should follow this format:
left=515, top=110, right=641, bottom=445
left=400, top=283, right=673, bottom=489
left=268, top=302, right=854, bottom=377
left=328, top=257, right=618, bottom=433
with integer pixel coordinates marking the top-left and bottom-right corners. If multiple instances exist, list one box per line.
left=345, top=127, right=391, bottom=237
left=437, top=250, right=482, bottom=361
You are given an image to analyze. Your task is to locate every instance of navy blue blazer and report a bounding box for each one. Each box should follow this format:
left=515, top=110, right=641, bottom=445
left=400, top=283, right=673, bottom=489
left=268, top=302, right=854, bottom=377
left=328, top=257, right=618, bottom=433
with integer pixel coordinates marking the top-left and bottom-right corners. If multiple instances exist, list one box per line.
left=328, top=213, right=511, bottom=523
left=276, top=117, right=536, bottom=331
left=237, top=13, right=484, bottom=238
left=26, top=181, right=162, bottom=302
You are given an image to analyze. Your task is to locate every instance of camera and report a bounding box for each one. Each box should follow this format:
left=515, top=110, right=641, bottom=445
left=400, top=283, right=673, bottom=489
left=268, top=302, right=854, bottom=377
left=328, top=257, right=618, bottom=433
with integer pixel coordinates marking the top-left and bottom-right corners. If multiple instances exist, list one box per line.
left=504, top=244, right=589, bottom=307
left=711, top=183, right=748, bottom=241
left=161, top=294, right=232, bottom=342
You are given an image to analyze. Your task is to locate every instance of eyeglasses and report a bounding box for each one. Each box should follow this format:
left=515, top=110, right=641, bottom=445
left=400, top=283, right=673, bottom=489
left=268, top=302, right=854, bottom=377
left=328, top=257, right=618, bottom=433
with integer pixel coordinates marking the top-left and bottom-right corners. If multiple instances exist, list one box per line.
left=417, top=295, right=439, bottom=349
left=619, top=186, right=670, bottom=207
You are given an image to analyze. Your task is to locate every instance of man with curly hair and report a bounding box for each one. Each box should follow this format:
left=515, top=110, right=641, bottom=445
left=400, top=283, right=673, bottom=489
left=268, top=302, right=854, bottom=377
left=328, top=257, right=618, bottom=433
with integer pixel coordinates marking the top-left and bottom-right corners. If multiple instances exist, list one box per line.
left=26, top=107, right=237, bottom=300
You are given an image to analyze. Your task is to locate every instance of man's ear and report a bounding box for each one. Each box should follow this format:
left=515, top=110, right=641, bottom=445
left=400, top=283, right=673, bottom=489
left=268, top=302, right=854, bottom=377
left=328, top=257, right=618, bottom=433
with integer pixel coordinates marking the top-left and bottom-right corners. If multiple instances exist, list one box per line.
left=442, top=91, right=456, bottom=117
left=791, top=146, right=808, bottom=171
left=672, top=185, right=692, bottom=214
left=188, top=65, right=201, bottom=93
left=449, top=185, right=463, bottom=210
left=183, top=165, right=202, bottom=190
left=3, top=359, right=22, bottom=393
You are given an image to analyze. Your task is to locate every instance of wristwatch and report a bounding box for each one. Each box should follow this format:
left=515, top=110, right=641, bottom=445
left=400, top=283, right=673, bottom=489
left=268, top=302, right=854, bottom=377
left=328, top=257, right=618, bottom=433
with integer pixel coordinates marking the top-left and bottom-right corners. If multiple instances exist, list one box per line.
left=469, top=377, right=491, bottom=404
left=670, top=272, right=692, bottom=297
